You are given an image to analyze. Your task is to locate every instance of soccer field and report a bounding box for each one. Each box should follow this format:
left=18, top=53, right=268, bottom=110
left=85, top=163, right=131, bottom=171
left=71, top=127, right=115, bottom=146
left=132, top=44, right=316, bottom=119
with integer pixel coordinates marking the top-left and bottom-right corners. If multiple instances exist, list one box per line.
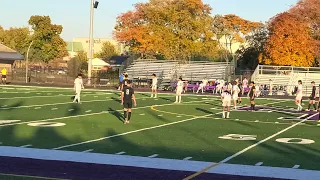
left=0, top=85, right=320, bottom=180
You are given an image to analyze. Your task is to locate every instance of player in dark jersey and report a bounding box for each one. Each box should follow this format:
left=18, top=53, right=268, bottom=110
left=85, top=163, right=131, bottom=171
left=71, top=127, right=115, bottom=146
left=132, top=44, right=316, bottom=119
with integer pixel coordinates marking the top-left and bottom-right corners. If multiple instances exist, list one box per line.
left=121, top=74, right=129, bottom=91
left=248, top=81, right=256, bottom=111
left=307, top=81, right=317, bottom=111
left=121, top=80, right=137, bottom=124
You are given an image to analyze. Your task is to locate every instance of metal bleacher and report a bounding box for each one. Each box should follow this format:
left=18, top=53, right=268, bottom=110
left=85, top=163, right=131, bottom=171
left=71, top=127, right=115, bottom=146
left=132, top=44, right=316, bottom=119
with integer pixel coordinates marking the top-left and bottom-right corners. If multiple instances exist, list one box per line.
left=124, top=59, right=232, bottom=90
left=251, top=65, right=320, bottom=96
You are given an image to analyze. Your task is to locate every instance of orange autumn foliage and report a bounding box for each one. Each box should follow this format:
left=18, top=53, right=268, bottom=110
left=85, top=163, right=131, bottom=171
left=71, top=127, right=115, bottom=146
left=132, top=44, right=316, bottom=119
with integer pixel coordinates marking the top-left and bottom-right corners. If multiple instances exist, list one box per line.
left=259, top=12, right=316, bottom=67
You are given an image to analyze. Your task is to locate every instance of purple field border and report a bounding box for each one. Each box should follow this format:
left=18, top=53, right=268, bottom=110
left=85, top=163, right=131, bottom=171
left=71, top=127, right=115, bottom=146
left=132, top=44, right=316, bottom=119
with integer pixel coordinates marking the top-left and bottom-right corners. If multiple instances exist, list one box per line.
left=0, top=156, right=286, bottom=180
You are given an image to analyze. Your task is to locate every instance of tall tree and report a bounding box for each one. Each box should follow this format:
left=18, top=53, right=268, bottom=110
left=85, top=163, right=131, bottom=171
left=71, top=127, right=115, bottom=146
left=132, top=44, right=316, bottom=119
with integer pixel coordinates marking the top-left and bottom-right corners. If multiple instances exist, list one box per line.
left=96, top=41, right=119, bottom=59
left=259, top=12, right=316, bottom=67
left=67, top=51, right=88, bottom=77
left=237, top=24, right=268, bottom=70
left=28, top=15, right=68, bottom=63
left=0, top=27, right=30, bottom=55
left=212, top=14, right=262, bottom=63
left=114, top=0, right=219, bottom=61
left=290, top=0, right=320, bottom=59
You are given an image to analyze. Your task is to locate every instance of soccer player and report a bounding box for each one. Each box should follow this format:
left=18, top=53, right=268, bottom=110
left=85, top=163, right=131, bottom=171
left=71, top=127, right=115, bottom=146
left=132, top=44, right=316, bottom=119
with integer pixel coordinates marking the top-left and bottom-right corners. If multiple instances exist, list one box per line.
left=1, top=68, right=7, bottom=85
left=295, top=80, right=303, bottom=111
left=175, top=77, right=184, bottom=103
left=121, top=74, right=129, bottom=91
left=237, top=81, right=242, bottom=104
left=73, top=74, right=84, bottom=104
left=242, top=77, right=248, bottom=94
left=248, top=81, right=256, bottom=111
left=307, top=81, right=317, bottom=111
left=151, top=74, right=158, bottom=98
left=121, top=80, right=137, bottom=124
left=221, top=88, right=231, bottom=118
left=232, top=81, right=240, bottom=109
left=196, top=78, right=208, bottom=94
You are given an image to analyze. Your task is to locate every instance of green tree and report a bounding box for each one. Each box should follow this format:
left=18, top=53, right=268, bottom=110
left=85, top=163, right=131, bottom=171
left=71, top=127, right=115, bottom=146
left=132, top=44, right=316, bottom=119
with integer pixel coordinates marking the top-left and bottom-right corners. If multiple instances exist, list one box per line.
left=0, top=26, right=30, bottom=55
left=237, top=25, right=268, bottom=70
left=96, top=41, right=119, bottom=59
left=28, top=15, right=68, bottom=63
left=67, top=51, right=88, bottom=77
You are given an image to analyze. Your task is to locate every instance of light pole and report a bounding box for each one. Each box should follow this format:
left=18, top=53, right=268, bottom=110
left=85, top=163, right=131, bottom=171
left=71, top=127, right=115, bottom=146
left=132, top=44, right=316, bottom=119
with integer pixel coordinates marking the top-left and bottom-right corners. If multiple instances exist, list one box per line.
left=26, top=30, right=34, bottom=83
left=88, top=0, right=99, bottom=86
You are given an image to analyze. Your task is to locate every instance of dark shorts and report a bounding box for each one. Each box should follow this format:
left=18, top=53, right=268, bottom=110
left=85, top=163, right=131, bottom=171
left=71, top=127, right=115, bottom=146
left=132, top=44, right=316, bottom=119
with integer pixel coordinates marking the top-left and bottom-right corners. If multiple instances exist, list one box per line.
left=238, top=92, right=242, bottom=97
left=309, top=96, right=315, bottom=100
left=123, top=100, right=133, bottom=109
left=2, top=75, right=6, bottom=78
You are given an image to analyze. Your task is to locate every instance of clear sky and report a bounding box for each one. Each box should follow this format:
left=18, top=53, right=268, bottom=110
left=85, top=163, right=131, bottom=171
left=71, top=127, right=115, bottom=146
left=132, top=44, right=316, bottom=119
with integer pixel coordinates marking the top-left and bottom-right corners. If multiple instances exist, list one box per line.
left=0, top=0, right=298, bottom=41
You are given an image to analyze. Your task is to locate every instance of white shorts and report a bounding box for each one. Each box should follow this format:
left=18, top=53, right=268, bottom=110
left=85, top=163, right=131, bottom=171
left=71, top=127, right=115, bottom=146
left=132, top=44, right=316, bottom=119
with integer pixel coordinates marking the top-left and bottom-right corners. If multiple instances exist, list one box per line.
left=152, top=85, right=157, bottom=90
left=75, top=90, right=81, bottom=95
left=222, top=100, right=231, bottom=107
left=232, top=94, right=238, bottom=100
left=296, top=95, right=302, bottom=101
left=176, top=88, right=183, bottom=95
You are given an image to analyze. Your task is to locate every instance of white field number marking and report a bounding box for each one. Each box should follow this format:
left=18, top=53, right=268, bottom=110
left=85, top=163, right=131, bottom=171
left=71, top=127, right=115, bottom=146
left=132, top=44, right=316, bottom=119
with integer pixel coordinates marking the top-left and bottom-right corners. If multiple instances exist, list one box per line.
left=28, top=122, right=66, bottom=127
left=276, top=138, right=315, bottom=144
left=220, top=134, right=315, bottom=144
left=219, top=134, right=257, bottom=141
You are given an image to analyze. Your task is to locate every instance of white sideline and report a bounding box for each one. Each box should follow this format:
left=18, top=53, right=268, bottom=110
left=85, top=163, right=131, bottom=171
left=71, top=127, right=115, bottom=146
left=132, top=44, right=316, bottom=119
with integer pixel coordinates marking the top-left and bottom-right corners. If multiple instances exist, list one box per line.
left=0, top=146, right=319, bottom=180
left=5, top=85, right=293, bottom=101
left=0, top=99, right=209, bottom=127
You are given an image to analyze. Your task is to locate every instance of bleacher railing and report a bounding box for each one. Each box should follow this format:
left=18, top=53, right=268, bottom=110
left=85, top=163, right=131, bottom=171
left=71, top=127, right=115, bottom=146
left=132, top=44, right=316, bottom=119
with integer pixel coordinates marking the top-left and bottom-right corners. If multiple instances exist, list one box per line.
left=254, top=65, right=320, bottom=75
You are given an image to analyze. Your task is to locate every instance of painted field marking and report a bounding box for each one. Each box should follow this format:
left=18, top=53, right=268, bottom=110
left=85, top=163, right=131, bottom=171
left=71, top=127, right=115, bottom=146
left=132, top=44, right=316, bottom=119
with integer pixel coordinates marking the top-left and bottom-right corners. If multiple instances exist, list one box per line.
left=158, top=115, right=163, bottom=117
left=20, top=144, right=32, bottom=148
left=184, top=112, right=319, bottom=180
left=85, top=110, right=92, bottom=113
left=183, top=157, right=192, bottom=161
left=177, top=116, right=182, bottom=117
left=148, top=154, right=158, bottom=158
left=68, top=109, right=74, bottom=112
left=51, top=108, right=58, bottom=110
left=53, top=113, right=212, bottom=150
left=82, top=149, right=93, bottom=153
left=293, top=165, right=300, bottom=169
left=255, top=162, right=263, bottom=166
left=34, top=107, right=41, bottom=110
left=0, top=96, right=165, bottom=111
left=139, top=113, right=145, bottom=116
left=115, top=151, right=126, bottom=155
left=0, top=93, right=108, bottom=100
left=1, top=100, right=208, bottom=128
left=1, top=105, right=8, bottom=107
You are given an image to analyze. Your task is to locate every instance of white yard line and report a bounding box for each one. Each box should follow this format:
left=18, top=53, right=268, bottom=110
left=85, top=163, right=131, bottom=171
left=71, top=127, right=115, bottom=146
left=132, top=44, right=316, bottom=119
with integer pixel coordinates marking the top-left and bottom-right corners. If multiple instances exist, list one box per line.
left=20, top=144, right=32, bottom=148
left=0, top=93, right=106, bottom=100
left=148, top=154, right=159, bottom=158
left=0, top=100, right=208, bottom=128
left=185, top=112, right=319, bottom=179
left=255, top=162, right=263, bottom=166
left=115, top=151, right=126, bottom=155
left=183, top=157, right=193, bottom=161
left=82, top=149, right=93, bottom=153
left=293, top=165, right=300, bottom=169
left=53, top=113, right=212, bottom=150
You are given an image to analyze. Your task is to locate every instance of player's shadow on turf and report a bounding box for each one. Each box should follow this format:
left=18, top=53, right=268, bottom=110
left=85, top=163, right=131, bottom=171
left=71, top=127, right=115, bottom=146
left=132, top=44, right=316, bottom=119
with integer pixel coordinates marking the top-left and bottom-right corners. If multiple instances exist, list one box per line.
left=159, top=97, right=173, bottom=102
left=196, top=108, right=214, bottom=116
left=0, top=100, right=24, bottom=111
left=111, top=97, right=121, bottom=103
left=108, top=108, right=123, bottom=122
left=67, top=104, right=81, bottom=116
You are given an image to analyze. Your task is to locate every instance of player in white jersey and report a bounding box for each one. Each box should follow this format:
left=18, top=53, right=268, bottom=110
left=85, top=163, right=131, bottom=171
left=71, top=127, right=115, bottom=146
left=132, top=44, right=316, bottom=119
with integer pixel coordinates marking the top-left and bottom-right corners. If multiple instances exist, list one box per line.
left=73, top=74, right=84, bottom=104
left=232, top=81, right=240, bottom=109
left=242, top=77, right=248, bottom=94
left=221, top=88, right=231, bottom=118
left=175, top=77, right=184, bottom=103
left=196, top=79, right=208, bottom=94
left=295, top=80, right=303, bottom=111
left=151, top=74, right=158, bottom=98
